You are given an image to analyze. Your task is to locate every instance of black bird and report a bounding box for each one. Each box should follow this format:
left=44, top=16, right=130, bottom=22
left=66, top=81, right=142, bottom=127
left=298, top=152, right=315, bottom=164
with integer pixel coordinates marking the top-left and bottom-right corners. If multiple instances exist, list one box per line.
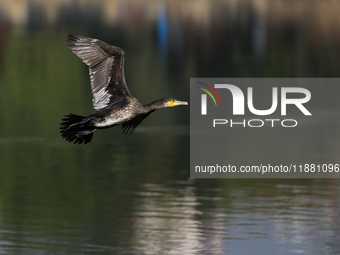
left=60, top=34, right=188, bottom=145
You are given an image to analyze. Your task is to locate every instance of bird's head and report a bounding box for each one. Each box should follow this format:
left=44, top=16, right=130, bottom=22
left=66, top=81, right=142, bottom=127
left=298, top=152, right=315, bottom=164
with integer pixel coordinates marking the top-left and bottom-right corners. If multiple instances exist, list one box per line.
left=162, top=98, right=188, bottom=108
left=146, top=98, right=188, bottom=111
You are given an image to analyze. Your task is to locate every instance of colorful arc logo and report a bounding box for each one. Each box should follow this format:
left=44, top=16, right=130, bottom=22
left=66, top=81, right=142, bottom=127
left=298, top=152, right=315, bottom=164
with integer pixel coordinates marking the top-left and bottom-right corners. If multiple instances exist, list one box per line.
left=196, top=82, right=222, bottom=115
left=196, top=82, right=222, bottom=106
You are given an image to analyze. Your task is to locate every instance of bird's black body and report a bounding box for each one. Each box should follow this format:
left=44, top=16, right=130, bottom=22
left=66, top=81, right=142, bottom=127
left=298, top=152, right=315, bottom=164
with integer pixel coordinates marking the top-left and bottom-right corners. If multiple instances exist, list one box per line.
left=60, top=34, right=188, bottom=144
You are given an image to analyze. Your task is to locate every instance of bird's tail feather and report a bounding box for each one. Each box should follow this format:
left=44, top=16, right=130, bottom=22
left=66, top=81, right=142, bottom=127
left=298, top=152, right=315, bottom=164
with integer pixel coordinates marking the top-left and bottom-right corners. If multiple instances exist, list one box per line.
left=60, top=114, right=96, bottom=145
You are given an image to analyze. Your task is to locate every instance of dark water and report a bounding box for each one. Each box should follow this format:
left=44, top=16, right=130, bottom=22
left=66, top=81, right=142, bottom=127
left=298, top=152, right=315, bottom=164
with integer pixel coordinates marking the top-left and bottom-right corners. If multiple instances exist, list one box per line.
left=0, top=0, right=340, bottom=254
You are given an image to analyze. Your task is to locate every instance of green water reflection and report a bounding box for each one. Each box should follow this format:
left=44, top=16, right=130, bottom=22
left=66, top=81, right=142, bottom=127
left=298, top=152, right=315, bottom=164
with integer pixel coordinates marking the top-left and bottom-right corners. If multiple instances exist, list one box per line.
left=0, top=0, right=340, bottom=254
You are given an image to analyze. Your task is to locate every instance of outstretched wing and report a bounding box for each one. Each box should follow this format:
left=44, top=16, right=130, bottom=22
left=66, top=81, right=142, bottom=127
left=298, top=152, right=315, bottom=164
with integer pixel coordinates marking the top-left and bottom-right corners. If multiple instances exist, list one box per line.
left=121, top=111, right=155, bottom=135
left=66, top=34, right=131, bottom=110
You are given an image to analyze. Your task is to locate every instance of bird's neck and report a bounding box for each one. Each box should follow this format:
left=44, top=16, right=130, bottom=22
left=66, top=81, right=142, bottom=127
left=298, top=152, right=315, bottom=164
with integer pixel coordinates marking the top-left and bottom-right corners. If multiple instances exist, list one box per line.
left=143, top=99, right=165, bottom=112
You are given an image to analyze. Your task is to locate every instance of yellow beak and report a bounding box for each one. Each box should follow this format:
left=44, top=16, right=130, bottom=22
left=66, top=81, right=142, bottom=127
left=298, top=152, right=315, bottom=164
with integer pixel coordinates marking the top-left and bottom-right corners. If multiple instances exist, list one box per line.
left=169, top=100, right=188, bottom=107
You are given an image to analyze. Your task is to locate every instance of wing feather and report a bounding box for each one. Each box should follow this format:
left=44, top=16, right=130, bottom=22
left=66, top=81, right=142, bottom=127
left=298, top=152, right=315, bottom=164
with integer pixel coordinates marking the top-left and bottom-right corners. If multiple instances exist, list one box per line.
left=121, top=111, right=155, bottom=135
left=66, top=33, right=131, bottom=109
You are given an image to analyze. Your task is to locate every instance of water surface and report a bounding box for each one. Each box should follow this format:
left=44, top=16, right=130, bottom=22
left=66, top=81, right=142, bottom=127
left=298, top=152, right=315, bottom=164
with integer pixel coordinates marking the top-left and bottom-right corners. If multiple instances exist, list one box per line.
left=0, top=0, right=340, bottom=254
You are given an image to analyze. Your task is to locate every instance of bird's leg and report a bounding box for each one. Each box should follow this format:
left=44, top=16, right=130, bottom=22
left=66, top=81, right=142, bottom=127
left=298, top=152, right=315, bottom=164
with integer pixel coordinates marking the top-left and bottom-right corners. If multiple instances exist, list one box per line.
left=65, top=117, right=92, bottom=131
left=75, top=129, right=97, bottom=137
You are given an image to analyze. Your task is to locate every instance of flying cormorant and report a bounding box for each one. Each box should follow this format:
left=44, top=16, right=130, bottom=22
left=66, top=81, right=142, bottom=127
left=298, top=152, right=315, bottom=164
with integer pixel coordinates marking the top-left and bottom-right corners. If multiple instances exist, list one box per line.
left=60, top=34, right=188, bottom=145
